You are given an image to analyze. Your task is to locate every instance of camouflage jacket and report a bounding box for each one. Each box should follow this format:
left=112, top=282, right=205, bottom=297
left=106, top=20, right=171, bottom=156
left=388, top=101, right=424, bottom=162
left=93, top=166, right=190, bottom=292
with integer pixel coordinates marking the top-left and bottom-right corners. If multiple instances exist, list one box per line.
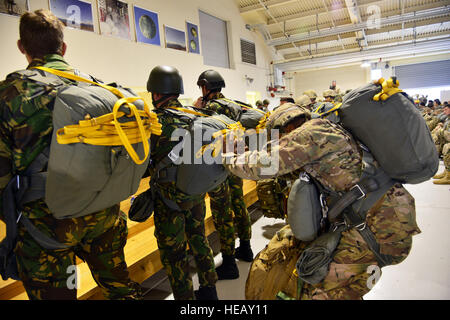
left=0, top=54, right=73, bottom=220
left=224, top=118, right=362, bottom=192
left=223, top=118, right=421, bottom=252
left=150, top=99, right=204, bottom=204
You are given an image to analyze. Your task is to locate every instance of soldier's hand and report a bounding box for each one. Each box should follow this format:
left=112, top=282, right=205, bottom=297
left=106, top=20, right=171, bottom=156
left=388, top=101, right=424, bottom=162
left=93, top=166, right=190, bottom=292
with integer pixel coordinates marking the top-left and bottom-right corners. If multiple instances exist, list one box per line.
left=194, top=97, right=204, bottom=108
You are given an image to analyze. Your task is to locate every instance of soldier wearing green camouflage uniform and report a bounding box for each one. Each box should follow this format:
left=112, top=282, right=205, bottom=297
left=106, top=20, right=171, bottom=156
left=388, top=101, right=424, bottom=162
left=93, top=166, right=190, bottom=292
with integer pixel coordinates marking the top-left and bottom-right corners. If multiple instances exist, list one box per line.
left=196, top=70, right=253, bottom=280
left=223, top=103, right=421, bottom=300
left=431, top=105, right=450, bottom=184
left=147, top=66, right=218, bottom=300
left=0, top=10, right=141, bottom=300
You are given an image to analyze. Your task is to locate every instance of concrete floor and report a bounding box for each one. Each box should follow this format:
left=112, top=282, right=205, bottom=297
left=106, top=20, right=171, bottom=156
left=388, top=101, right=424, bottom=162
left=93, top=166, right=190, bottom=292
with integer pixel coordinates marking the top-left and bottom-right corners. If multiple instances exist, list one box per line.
left=141, top=161, right=450, bottom=300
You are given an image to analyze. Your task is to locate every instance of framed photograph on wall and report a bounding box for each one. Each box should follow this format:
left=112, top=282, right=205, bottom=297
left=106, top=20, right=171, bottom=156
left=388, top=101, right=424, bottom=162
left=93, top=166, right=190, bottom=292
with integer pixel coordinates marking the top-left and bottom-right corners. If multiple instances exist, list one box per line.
left=186, top=21, right=200, bottom=54
left=0, top=0, right=28, bottom=17
left=133, top=5, right=160, bottom=46
left=49, top=0, right=94, bottom=32
left=98, top=0, right=131, bottom=40
left=164, top=25, right=186, bottom=52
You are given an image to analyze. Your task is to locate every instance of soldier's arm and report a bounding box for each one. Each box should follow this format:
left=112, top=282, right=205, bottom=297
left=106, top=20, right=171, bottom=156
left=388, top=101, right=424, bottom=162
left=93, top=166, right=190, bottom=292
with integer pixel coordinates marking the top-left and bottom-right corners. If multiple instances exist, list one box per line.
left=222, top=126, right=318, bottom=180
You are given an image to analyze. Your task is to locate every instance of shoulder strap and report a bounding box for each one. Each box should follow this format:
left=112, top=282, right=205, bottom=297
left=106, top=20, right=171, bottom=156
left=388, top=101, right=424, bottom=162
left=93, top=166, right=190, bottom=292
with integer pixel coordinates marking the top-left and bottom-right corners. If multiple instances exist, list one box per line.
left=325, top=149, right=395, bottom=267
left=9, top=69, right=66, bottom=89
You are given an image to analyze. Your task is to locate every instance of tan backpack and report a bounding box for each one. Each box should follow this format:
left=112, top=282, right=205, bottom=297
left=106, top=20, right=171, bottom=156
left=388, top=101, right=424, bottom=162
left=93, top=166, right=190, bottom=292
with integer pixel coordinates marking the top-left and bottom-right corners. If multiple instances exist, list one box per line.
left=245, top=225, right=307, bottom=300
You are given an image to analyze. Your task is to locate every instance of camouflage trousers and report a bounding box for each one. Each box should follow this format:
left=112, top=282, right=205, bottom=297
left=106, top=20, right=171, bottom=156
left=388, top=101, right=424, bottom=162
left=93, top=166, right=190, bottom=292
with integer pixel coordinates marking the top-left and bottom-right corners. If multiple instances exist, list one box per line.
left=432, top=126, right=450, bottom=170
left=15, top=204, right=142, bottom=300
left=153, top=194, right=217, bottom=300
left=209, top=175, right=252, bottom=256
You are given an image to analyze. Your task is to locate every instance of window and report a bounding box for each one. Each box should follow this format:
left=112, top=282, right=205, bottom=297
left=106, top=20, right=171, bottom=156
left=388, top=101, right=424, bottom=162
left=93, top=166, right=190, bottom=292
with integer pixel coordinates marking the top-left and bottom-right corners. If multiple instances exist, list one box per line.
left=394, top=60, right=450, bottom=89
left=241, top=39, right=256, bottom=65
left=198, top=10, right=230, bottom=69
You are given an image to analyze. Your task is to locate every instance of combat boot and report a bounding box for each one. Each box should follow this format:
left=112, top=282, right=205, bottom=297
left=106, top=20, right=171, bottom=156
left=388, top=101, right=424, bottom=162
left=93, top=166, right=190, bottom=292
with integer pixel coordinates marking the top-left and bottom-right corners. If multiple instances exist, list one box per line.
left=216, top=254, right=239, bottom=280
left=235, top=240, right=254, bottom=262
left=433, top=170, right=450, bottom=184
left=433, top=170, right=445, bottom=179
left=194, top=285, right=219, bottom=300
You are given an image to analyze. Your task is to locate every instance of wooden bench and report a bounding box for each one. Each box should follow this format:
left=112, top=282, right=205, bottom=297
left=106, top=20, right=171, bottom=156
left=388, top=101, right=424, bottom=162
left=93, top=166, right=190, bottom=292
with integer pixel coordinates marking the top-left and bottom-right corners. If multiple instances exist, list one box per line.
left=0, top=178, right=257, bottom=300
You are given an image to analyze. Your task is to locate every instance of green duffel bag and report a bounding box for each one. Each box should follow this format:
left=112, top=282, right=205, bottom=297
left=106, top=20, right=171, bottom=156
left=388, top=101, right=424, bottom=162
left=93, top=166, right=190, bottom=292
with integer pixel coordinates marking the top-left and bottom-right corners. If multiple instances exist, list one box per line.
left=324, top=78, right=439, bottom=184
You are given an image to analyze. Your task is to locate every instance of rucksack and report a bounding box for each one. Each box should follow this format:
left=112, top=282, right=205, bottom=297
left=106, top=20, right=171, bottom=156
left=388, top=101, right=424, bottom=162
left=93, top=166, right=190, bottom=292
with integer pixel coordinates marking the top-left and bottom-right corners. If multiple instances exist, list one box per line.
left=245, top=225, right=307, bottom=300
left=152, top=106, right=237, bottom=197
left=8, top=67, right=161, bottom=218
left=212, top=98, right=267, bottom=129
left=322, top=78, right=439, bottom=184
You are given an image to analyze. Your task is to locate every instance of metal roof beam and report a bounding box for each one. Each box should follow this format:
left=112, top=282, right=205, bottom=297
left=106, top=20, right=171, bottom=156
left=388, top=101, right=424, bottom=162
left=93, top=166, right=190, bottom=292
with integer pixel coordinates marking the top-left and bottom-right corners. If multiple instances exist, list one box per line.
left=274, top=37, right=450, bottom=71
left=239, top=0, right=298, bottom=13
left=267, top=6, right=450, bottom=46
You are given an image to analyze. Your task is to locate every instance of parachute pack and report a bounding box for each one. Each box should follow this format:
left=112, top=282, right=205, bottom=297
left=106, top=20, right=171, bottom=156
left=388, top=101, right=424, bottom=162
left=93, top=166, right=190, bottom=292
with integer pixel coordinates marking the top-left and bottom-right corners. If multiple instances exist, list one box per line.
left=212, top=98, right=268, bottom=129
left=320, top=77, right=439, bottom=184
left=25, top=67, right=161, bottom=218
left=152, top=106, right=239, bottom=197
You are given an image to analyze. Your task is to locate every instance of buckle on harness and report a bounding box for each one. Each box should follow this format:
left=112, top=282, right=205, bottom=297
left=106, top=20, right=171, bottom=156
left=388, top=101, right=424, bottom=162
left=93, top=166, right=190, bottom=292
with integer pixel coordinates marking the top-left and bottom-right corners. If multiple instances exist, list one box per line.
left=355, top=221, right=367, bottom=231
left=351, top=184, right=366, bottom=200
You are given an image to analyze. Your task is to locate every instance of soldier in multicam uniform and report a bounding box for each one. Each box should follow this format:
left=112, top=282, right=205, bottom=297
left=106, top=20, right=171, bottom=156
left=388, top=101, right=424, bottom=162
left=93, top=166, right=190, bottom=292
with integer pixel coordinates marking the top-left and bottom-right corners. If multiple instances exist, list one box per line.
left=322, top=89, right=337, bottom=104
left=146, top=66, right=218, bottom=300
left=195, top=70, right=253, bottom=280
left=303, top=90, right=318, bottom=107
left=0, top=9, right=142, bottom=300
left=431, top=104, right=450, bottom=184
left=295, top=94, right=314, bottom=110
left=222, top=103, right=421, bottom=300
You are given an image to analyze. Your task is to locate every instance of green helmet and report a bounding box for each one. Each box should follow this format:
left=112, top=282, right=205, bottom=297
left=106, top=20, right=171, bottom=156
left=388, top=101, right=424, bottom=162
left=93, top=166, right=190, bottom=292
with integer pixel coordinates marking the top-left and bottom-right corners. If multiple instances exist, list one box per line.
left=263, top=99, right=270, bottom=105
left=265, top=103, right=311, bottom=131
left=256, top=100, right=263, bottom=106
left=197, top=70, right=225, bottom=90
left=147, top=65, right=184, bottom=94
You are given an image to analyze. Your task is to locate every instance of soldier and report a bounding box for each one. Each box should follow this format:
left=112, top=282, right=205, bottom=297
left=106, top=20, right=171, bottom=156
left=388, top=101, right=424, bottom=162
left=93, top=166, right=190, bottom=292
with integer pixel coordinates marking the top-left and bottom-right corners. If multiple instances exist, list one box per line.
left=322, top=89, right=337, bottom=104
left=196, top=70, right=254, bottom=280
left=303, top=90, right=318, bottom=106
left=263, top=99, right=270, bottom=111
left=0, top=9, right=142, bottom=300
left=295, top=94, right=313, bottom=110
left=222, top=103, right=421, bottom=299
left=432, top=105, right=450, bottom=184
left=146, top=66, right=218, bottom=300
left=255, top=100, right=264, bottom=111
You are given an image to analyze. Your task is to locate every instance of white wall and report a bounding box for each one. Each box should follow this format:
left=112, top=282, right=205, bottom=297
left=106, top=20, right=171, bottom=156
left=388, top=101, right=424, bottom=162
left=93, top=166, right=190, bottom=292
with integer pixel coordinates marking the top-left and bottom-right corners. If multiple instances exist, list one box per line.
left=0, top=0, right=273, bottom=103
left=292, top=64, right=370, bottom=99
